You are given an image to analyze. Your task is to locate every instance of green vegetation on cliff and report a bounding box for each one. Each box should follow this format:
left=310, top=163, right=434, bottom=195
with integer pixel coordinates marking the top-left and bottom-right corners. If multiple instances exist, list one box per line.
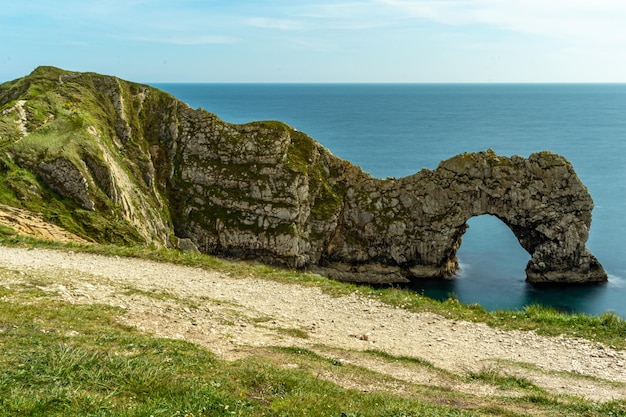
left=0, top=67, right=169, bottom=244
left=0, top=66, right=354, bottom=262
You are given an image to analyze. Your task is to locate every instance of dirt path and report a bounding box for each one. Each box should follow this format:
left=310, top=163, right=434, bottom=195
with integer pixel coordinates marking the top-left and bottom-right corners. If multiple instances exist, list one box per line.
left=1, top=246, right=625, bottom=402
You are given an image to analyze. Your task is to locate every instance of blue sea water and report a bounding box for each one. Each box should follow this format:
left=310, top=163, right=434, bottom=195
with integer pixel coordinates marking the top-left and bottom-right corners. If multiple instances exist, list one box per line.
left=154, top=83, right=626, bottom=317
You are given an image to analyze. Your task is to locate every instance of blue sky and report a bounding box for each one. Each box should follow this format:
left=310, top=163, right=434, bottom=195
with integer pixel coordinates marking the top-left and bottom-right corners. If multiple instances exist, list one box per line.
left=2, top=0, right=626, bottom=83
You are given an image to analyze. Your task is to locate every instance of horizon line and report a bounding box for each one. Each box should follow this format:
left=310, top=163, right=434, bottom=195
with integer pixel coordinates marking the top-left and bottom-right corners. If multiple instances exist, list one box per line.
left=147, top=81, right=626, bottom=85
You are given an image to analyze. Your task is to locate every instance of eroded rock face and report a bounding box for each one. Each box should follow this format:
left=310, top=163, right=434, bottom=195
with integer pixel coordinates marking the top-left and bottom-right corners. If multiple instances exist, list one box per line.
left=168, top=106, right=605, bottom=283
left=37, top=157, right=95, bottom=211
left=0, top=67, right=606, bottom=284
left=319, top=150, right=606, bottom=283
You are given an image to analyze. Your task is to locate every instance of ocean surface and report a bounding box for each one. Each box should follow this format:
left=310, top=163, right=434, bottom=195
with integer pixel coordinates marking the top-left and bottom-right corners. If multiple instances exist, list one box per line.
left=154, top=83, right=626, bottom=317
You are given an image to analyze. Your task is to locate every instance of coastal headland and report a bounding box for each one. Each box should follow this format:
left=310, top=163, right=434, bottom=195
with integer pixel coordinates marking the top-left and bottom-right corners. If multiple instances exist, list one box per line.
left=0, top=66, right=606, bottom=283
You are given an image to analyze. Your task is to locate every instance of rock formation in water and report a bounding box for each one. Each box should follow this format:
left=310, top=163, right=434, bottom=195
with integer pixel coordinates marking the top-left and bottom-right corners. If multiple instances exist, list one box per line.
left=0, top=67, right=607, bottom=283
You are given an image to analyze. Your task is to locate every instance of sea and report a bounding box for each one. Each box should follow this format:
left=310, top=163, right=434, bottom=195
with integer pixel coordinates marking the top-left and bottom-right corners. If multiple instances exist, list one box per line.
left=153, top=83, right=626, bottom=317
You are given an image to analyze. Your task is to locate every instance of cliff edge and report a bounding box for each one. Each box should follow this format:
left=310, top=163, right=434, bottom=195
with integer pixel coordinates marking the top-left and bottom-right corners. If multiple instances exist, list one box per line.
left=0, top=67, right=606, bottom=283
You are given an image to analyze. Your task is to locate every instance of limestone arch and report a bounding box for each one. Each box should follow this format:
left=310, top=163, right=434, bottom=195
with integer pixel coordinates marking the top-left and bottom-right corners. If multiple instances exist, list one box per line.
left=420, top=151, right=607, bottom=283
left=322, top=151, right=607, bottom=284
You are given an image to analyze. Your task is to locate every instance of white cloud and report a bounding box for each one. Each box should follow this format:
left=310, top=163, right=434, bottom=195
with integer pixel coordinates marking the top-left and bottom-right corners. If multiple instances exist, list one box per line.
left=247, top=17, right=304, bottom=31
left=377, top=0, right=626, bottom=45
left=290, top=1, right=396, bottom=30
left=120, top=34, right=239, bottom=45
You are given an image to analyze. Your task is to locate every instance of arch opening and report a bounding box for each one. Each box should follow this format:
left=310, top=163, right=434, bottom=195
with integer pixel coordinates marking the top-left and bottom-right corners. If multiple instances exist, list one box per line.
left=456, top=215, right=530, bottom=282
left=406, top=214, right=533, bottom=309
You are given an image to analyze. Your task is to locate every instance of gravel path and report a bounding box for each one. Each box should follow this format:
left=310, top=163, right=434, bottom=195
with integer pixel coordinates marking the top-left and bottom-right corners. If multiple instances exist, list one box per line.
left=1, top=246, right=625, bottom=401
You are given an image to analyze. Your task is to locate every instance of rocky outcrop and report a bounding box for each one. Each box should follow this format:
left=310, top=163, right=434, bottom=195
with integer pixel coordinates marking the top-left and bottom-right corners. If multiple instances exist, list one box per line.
left=318, top=150, right=606, bottom=283
left=0, top=67, right=607, bottom=284
left=36, top=157, right=95, bottom=210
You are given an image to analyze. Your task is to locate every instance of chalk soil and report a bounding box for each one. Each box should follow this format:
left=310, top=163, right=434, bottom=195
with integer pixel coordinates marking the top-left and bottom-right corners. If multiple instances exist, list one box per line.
left=1, top=246, right=625, bottom=402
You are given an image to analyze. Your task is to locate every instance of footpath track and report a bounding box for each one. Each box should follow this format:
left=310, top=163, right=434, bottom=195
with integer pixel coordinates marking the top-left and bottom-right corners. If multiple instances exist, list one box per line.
left=0, top=246, right=625, bottom=401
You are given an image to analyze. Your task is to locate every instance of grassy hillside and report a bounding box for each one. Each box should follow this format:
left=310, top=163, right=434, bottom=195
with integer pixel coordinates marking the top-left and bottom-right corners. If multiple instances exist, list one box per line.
left=0, top=66, right=170, bottom=244
left=1, top=238, right=626, bottom=416
left=0, top=66, right=358, bottom=267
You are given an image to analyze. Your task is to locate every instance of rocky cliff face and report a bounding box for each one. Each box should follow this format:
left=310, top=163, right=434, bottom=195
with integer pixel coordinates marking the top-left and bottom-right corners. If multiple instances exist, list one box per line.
left=319, top=151, right=605, bottom=283
left=0, top=67, right=607, bottom=283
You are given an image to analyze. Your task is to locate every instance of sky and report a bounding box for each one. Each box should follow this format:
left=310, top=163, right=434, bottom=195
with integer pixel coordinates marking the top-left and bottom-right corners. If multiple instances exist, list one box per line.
left=2, top=0, right=626, bottom=83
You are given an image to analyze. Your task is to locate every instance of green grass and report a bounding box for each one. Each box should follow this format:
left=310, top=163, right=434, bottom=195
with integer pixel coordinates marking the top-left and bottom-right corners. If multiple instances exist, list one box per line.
left=0, top=278, right=487, bottom=417
left=1, top=244, right=626, bottom=415
left=467, top=366, right=543, bottom=393
left=364, top=348, right=437, bottom=370
left=0, top=225, right=17, bottom=237
left=275, top=327, right=310, bottom=339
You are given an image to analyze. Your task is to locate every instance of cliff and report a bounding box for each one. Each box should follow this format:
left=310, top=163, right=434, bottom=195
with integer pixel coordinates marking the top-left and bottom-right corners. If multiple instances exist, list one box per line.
left=0, top=67, right=607, bottom=283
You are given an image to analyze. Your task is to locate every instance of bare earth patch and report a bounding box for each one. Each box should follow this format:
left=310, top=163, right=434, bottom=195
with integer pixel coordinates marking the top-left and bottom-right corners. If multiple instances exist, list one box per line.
left=1, top=246, right=625, bottom=402
left=0, top=204, right=89, bottom=244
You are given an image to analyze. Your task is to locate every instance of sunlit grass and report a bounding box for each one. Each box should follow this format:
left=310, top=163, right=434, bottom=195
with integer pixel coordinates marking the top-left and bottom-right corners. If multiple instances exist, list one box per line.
left=1, top=242, right=626, bottom=415
left=0, top=280, right=484, bottom=417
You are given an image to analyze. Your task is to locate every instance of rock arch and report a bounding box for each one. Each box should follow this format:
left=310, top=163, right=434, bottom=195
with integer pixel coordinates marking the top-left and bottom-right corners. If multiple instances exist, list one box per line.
left=320, top=150, right=607, bottom=284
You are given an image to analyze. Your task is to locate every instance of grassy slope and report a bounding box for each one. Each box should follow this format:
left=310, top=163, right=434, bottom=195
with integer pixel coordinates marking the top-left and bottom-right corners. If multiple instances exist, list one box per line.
left=0, top=67, right=352, bottom=252
left=0, top=66, right=166, bottom=245
left=1, top=237, right=626, bottom=416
